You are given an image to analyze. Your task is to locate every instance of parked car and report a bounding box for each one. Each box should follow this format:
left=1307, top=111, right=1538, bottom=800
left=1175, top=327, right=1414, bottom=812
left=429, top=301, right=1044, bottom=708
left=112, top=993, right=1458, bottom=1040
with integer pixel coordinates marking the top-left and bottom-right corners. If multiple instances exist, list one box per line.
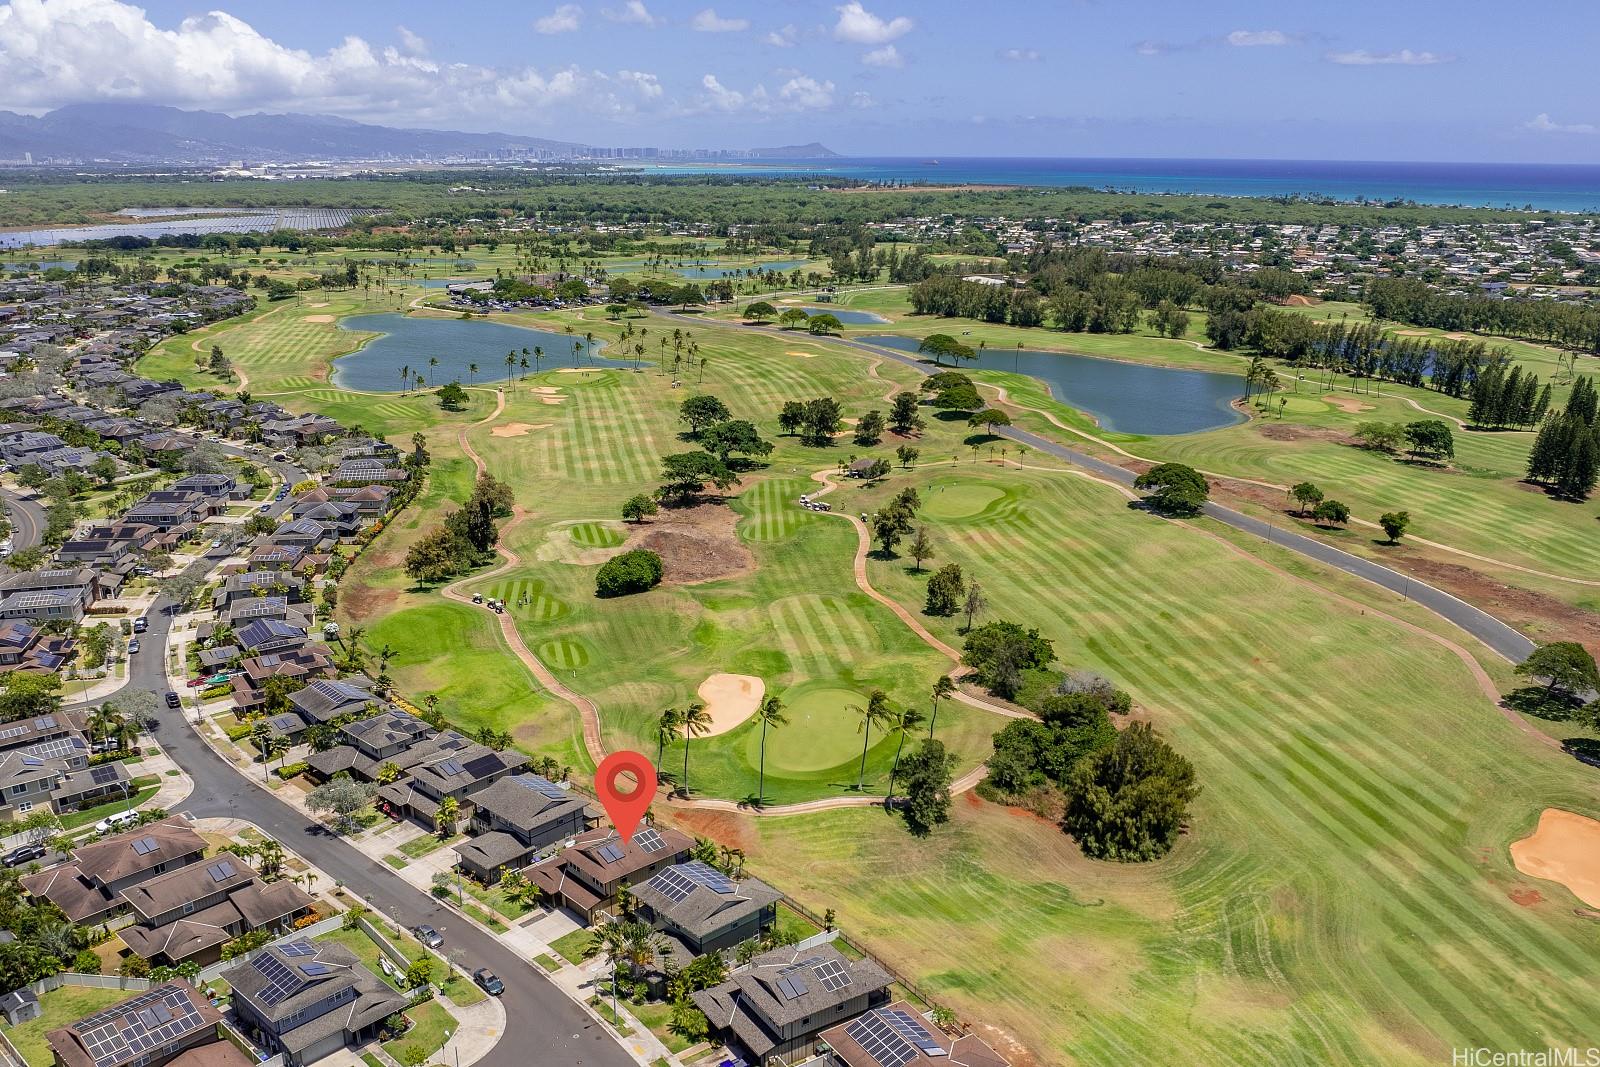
left=414, top=924, right=444, bottom=949
left=95, top=811, right=138, bottom=834
left=164, top=691, right=181, bottom=709
left=472, top=969, right=504, bottom=996
left=258, top=504, right=272, bottom=512
left=127, top=638, right=141, bottom=654
left=132, top=617, right=147, bottom=634
left=3, top=844, right=46, bottom=867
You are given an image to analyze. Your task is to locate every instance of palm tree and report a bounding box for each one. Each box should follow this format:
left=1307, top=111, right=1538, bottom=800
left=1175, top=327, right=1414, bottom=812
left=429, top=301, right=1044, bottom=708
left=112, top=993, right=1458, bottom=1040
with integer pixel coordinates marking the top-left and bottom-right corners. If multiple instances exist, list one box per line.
left=533, top=345, right=543, bottom=374
left=677, top=702, right=712, bottom=796
left=853, top=690, right=892, bottom=791
left=752, top=695, right=788, bottom=807
left=400, top=364, right=411, bottom=392
left=655, top=708, right=680, bottom=767
left=377, top=643, right=396, bottom=672
left=929, top=675, right=955, bottom=739
left=884, top=706, right=928, bottom=807
left=428, top=356, right=439, bottom=385
left=436, top=795, right=460, bottom=837
left=468, top=362, right=479, bottom=385
left=255, top=838, right=285, bottom=878
left=263, top=734, right=290, bottom=778
left=505, top=352, right=516, bottom=382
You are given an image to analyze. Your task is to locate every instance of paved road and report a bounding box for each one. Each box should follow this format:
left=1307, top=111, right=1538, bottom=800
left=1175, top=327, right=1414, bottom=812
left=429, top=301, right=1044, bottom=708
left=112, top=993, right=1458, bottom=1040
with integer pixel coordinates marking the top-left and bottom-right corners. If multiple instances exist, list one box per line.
left=63, top=440, right=634, bottom=1067
left=1, top=487, right=46, bottom=552
left=665, top=311, right=1537, bottom=665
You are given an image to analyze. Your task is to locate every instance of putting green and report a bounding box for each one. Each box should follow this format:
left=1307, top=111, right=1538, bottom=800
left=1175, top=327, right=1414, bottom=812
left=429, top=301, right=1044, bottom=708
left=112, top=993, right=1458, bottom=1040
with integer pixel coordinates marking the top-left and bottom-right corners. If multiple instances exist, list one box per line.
left=758, top=685, right=870, bottom=773
left=569, top=521, right=625, bottom=549
left=921, top=482, right=1005, bottom=520
left=486, top=577, right=569, bottom=621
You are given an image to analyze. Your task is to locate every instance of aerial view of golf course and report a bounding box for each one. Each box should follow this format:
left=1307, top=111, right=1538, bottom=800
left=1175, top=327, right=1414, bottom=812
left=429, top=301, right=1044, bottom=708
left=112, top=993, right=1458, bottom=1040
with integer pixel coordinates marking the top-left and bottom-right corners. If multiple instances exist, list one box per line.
left=114, top=215, right=1600, bottom=1067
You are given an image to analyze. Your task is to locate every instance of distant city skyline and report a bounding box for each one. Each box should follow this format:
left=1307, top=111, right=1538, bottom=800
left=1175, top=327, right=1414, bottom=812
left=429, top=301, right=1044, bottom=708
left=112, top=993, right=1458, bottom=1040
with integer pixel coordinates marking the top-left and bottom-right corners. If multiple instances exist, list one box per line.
left=0, top=0, right=1596, bottom=163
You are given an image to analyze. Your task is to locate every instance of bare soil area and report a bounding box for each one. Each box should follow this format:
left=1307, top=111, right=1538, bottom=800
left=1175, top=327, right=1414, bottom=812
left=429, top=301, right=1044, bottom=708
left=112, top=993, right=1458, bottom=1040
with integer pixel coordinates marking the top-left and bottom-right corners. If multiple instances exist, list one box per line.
left=622, top=502, right=753, bottom=584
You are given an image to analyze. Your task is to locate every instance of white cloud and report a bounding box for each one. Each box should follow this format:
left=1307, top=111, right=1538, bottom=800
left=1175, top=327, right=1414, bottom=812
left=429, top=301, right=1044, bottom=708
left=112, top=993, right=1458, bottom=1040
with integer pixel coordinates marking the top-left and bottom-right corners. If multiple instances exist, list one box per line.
left=534, top=4, right=582, bottom=34
left=1226, top=29, right=1290, bottom=47
left=396, top=25, right=427, bottom=55
left=998, top=48, right=1041, bottom=62
left=1525, top=113, right=1596, bottom=135
left=691, top=8, right=747, bottom=32
left=778, top=75, right=834, bottom=109
left=1326, top=48, right=1449, bottom=66
left=861, top=44, right=903, bottom=68
left=833, top=1, right=911, bottom=45
left=602, top=0, right=657, bottom=26
left=0, top=0, right=666, bottom=126
left=765, top=24, right=797, bottom=47
left=849, top=90, right=875, bottom=109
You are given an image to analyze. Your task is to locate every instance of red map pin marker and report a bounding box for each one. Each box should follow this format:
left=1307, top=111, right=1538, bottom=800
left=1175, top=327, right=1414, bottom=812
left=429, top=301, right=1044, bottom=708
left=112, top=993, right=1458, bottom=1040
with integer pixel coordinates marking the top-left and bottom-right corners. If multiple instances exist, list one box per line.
left=595, top=750, right=657, bottom=845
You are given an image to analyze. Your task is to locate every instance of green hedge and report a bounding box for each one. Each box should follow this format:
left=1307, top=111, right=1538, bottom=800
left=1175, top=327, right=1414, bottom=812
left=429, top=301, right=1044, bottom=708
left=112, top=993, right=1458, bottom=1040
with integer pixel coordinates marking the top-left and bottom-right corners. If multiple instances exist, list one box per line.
left=276, top=761, right=309, bottom=780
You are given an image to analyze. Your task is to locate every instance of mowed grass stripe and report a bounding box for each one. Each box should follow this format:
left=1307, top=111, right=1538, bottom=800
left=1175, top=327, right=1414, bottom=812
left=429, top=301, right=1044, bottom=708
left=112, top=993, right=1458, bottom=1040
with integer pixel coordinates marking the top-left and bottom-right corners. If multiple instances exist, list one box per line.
left=970, top=491, right=1584, bottom=1048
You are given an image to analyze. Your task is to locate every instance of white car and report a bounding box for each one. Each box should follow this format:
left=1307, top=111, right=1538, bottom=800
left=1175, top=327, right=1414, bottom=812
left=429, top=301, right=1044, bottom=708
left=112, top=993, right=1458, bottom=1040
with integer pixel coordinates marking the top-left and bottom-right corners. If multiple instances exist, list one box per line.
left=95, top=811, right=138, bottom=834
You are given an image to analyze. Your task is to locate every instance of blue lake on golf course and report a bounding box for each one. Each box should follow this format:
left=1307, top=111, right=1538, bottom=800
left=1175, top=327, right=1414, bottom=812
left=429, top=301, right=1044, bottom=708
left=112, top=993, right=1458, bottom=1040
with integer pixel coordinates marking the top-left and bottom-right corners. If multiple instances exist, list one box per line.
left=859, top=334, right=1245, bottom=436
left=331, top=313, right=626, bottom=391
left=797, top=305, right=890, bottom=325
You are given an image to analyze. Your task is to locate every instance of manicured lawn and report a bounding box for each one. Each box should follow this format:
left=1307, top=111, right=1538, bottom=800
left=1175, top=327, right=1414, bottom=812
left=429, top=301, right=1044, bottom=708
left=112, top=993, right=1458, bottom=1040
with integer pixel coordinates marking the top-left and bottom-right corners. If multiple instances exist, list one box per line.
left=586, top=996, right=633, bottom=1036
left=550, top=928, right=596, bottom=965
left=59, top=786, right=160, bottom=830
left=6, top=985, right=134, bottom=1066
left=462, top=879, right=533, bottom=921
left=532, top=953, right=561, bottom=973
left=319, top=926, right=408, bottom=989
left=628, top=1000, right=694, bottom=1054
left=399, top=833, right=457, bottom=858
left=381, top=998, right=453, bottom=1066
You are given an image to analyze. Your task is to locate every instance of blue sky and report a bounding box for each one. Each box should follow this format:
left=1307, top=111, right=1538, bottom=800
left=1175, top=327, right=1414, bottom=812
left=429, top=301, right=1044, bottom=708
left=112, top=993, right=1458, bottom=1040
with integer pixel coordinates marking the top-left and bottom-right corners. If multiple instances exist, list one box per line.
left=1, top=0, right=1596, bottom=161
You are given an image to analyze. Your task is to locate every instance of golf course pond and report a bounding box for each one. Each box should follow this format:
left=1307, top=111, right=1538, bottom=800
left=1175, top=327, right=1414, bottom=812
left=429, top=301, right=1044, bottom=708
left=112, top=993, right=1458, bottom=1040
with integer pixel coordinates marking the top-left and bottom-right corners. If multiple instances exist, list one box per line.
left=859, top=334, right=1245, bottom=435
left=331, top=313, right=626, bottom=391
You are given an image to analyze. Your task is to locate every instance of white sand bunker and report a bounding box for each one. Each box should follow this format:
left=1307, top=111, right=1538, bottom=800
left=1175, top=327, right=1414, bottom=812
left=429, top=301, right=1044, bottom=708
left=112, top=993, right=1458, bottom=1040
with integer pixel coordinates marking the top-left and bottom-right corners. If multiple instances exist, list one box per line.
left=785, top=350, right=818, bottom=358
left=308, top=302, right=330, bottom=308
left=530, top=387, right=563, bottom=394
left=1511, top=808, right=1600, bottom=908
left=489, top=422, right=549, bottom=438
left=302, top=315, right=335, bottom=323
left=696, top=673, right=765, bottom=736
left=539, top=396, right=567, bottom=405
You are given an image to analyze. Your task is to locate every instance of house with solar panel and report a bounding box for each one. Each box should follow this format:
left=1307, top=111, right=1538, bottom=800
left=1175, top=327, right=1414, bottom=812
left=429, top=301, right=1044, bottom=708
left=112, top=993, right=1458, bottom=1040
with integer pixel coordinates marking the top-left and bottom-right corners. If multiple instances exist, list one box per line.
left=374, top=745, right=528, bottom=831
left=0, top=732, right=130, bottom=822
left=690, top=943, right=893, bottom=1066
left=224, top=938, right=408, bottom=1066
left=0, top=568, right=100, bottom=624
left=452, top=774, right=598, bottom=881
left=629, top=860, right=782, bottom=957
left=288, top=680, right=382, bottom=726
left=0, top=621, right=78, bottom=674
left=117, top=852, right=315, bottom=966
left=235, top=619, right=308, bottom=657
left=45, top=982, right=251, bottom=1067
left=22, top=816, right=207, bottom=924
left=524, top=823, right=696, bottom=923
left=817, top=1002, right=1012, bottom=1067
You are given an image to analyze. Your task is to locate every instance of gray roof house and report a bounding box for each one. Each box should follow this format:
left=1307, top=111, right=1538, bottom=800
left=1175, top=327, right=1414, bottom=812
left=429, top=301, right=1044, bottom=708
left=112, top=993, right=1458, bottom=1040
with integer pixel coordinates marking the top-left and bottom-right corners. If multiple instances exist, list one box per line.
left=630, top=860, right=782, bottom=956
left=118, top=851, right=314, bottom=966
left=690, top=943, right=893, bottom=1065
left=288, top=680, right=379, bottom=725
left=225, top=939, right=407, bottom=1067
left=455, top=774, right=596, bottom=881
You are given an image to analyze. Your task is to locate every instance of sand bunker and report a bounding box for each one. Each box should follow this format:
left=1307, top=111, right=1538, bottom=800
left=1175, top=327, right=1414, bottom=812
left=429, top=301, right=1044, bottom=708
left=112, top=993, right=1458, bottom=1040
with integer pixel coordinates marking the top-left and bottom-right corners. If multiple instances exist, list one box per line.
left=530, top=387, right=563, bottom=395
left=785, top=350, right=818, bottom=358
left=695, top=673, right=765, bottom=735
left=489, top=422, right=549, bottom=438
left=302, top=315, right=336, bottom=323
left=308, top=302, right=330, bottom=308
left=1510, top=808, right=1600, bottom=907
left=539, top=396, right=567, bottom=405
left=1322, top=394, right=1375, bottom=414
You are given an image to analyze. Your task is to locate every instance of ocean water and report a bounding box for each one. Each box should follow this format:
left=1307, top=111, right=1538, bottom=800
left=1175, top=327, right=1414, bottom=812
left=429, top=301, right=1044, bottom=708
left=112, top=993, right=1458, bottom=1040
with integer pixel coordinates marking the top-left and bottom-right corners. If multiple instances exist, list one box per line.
left=612, top=157, right=1600, bottom=212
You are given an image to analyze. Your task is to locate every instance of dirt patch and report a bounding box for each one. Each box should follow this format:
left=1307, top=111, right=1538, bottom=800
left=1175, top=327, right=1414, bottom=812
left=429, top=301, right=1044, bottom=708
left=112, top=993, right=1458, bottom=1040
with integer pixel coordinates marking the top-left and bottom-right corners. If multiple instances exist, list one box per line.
left=696, top=673, right=765, bottom=735
left=1371, top=550, right=1600, bottom=655
left=1395, top=329, right=1430, bottom=337
left=1255, top=422, right=1357, bottom=445
left=1511, top=808, right=1600, bottom=907
left=488, top=422, right=548, bottom=438
left=1322, top=394, right=1375, bottom=414
left=1282, top=294, right=1319, bottom=307
left=302, top=314, right=336, bottom=323
left=1508, top=886, right=1545, bottom=907
left=623, top=502, right=753, bottom=584
left=657, top=805, right=756, bottom=853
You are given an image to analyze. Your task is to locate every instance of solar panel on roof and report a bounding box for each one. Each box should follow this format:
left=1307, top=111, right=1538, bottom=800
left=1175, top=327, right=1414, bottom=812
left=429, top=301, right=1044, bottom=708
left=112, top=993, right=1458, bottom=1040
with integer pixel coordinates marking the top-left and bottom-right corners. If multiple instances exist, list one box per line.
left=90, top=765, right=120, bottom=785
left=516, top=774, right=569, bottom=800
left=681, top=860, right=735, bottom=894
left=436, top=758, right=464, bottom=776
left=775, top=974, right=807, bottom=1000
left=130, top=836, right=160, bottom=855
left=634, top=828, right=666, bottom=853
left=462, top=754, right=501, bottom=778
left=206, top=860, right=236, bottom=882
left=20, top=756, right=41, bottom=767
left=883, top=1009, right=945, bottom=1055
left=298, top=962, right=332, bottom=976
left=597, top=843, right=624, bottom=863
left=252, top=951, right=307, bottom=1006
left=813, top=957, right=852, bottom=992
left=846, top=1013, right=918, bottom=1067
left=36, top=716, right=55, bottom=728
left=279, top=940, right=315, bottom=957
